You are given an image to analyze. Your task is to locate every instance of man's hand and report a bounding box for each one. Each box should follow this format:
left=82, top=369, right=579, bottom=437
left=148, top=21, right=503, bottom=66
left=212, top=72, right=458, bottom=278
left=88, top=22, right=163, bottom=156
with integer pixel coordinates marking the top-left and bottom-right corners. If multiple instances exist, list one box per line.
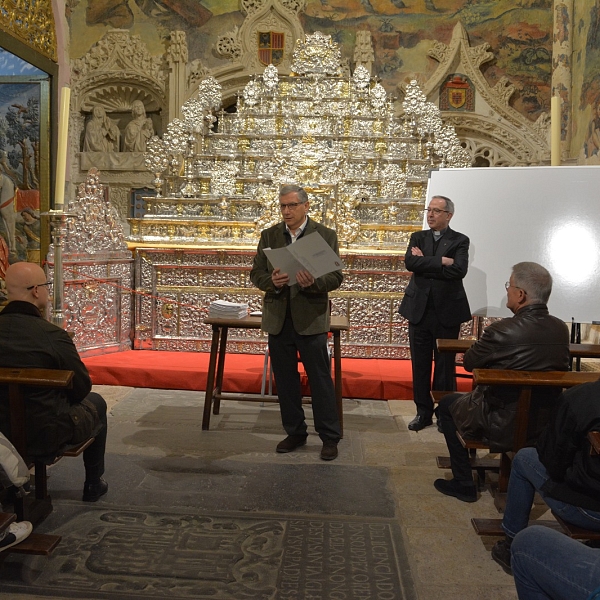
left=411, top=246, right=424, bottom=257
left=296, top=269, right=315, bottom=289
left=441, top=257, right=455, bottom=266
left=272, top=268, right=290, bottom=289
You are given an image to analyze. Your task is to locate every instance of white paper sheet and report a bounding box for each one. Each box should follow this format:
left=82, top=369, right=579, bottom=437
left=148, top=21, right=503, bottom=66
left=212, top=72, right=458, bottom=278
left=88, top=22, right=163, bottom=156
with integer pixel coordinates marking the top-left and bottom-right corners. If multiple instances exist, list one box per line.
left=263, top=232, right=344, bottom=285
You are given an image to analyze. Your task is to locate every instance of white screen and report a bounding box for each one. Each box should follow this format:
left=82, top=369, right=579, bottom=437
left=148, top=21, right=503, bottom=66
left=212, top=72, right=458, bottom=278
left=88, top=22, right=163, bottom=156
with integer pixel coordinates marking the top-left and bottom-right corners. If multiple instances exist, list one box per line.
left=426, top=166, right=600, bottom=323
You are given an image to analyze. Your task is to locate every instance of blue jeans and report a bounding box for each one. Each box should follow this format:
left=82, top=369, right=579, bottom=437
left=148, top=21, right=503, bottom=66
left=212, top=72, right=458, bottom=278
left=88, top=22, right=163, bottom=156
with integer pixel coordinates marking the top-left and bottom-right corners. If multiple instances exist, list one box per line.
left=502, top=447, right=600, bottom=539
left=512, top=526, right=600, bottom=600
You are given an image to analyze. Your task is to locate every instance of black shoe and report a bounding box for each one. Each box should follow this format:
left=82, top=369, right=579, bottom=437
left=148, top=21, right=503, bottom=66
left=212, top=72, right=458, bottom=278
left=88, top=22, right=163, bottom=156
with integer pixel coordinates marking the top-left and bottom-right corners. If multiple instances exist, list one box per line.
left=276, top=435, right=307, bottom=453
left=82, top=478, right=108, bottom=502
left=320, top=440, right=338, bottom=461
left=491, top=539, right=513, bottom=575
left=433, top=478, right=477, bottom=502
left=408, top=415, right=433, bottom=431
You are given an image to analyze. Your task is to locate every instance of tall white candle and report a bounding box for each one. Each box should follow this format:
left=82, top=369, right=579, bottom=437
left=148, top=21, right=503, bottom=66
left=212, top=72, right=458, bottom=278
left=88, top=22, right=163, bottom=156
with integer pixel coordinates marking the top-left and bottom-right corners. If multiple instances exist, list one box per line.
left=54, top=86, right=71, bottom=210
left=551, top=95, right=561, bottom=166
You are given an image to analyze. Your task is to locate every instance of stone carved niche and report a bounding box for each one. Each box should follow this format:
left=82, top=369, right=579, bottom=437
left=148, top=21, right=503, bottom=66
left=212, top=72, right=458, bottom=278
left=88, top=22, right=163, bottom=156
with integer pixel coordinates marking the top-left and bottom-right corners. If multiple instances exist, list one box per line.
left=69, top=30, right=168, bottom=222
left=405, top=22, right=550, bottom=167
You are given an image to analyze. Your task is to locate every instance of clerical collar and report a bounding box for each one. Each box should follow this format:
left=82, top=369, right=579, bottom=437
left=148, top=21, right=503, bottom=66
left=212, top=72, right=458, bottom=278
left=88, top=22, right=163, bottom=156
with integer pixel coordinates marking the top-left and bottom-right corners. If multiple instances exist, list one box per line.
left=432, top=226, right=448, bottom=238
left=286, top=217, right=308, bottom=243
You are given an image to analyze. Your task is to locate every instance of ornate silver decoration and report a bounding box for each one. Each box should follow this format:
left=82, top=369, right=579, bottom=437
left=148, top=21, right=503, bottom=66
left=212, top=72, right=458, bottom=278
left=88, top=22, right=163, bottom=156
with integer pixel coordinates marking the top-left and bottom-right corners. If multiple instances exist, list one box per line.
left=135, top=33, right=469, bottom=252
left=352, top=65, right=371, bottom=91
left=144, top=136, right=169, bottom=197
left=262, top=64, right=279, bottom=92
left=197, top=76, right=222, bottom=111
left=370, top=82, right=387, bottom=111
left=291, top=31, right=341, bottom=76
left=48, top=168, right=133, bottom=355
left=242, top=79, right=261, bottom=106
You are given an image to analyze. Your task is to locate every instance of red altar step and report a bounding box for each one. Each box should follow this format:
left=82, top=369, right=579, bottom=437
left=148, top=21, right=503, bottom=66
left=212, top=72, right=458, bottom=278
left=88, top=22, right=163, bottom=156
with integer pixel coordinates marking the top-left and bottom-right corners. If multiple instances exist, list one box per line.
left=83, top=350, right=471, bottom=401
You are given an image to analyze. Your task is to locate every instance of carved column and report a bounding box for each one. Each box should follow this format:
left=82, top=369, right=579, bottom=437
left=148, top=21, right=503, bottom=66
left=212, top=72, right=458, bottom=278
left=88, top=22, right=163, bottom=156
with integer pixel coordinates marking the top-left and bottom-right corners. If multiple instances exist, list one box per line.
left=552, top=0, right=573, bottom=157
left=167, top=30, right=188, bottom=122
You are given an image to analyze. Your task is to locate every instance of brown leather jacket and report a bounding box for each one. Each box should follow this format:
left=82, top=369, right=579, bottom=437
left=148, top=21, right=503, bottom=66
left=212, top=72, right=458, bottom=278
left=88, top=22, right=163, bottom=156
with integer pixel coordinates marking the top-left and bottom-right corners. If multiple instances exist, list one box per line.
left=449, top=304, right=570, bottom=452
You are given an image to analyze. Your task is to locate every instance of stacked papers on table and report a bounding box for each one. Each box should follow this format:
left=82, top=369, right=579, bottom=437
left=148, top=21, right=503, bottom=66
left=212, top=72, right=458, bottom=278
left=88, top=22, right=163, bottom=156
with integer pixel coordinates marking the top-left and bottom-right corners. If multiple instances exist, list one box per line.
left=208, top=299, right=249, bottom=319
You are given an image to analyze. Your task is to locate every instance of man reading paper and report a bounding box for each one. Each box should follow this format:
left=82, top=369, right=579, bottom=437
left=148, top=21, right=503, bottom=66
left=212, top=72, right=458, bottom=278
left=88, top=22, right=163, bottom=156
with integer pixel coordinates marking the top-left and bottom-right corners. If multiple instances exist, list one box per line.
left=250, top=184, right=343, bottom=460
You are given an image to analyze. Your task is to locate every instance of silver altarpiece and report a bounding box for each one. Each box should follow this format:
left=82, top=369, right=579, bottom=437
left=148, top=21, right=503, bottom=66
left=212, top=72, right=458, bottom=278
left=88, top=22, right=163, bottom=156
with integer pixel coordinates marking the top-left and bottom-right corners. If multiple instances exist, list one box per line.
left=125, top=33, right=472, bottom=358
left=47, top=169, right=133, bottom=356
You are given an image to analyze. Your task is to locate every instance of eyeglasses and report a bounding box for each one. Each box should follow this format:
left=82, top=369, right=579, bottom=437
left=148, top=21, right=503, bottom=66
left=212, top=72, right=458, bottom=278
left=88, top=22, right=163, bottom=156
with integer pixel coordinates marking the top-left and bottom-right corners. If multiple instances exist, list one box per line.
left=26, top=281, right=52, bottom=290
left=280, top=202, right=305, bottom=210
left=426, top=208, right=449, bottom=215
left=505, top=281, right=526, bottom=294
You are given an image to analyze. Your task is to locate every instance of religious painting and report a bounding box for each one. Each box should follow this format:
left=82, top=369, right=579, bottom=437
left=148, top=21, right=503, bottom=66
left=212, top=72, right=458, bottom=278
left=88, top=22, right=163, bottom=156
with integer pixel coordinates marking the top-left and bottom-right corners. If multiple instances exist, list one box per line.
left=0, top=53, right=51, bottom=300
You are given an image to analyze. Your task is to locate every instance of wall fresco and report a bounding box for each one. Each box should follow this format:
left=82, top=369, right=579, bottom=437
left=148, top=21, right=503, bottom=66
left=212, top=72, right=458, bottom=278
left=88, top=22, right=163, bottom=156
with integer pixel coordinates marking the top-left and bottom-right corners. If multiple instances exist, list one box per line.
left=574, top=1, right=600, bottom=163
left=68, top=1, right=553, bottom=120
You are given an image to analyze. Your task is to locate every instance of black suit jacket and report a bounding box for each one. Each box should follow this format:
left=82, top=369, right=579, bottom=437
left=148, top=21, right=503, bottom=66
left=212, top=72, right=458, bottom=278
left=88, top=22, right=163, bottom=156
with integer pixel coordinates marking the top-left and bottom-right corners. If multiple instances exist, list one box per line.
left=398, top=227, right=471, bottom=327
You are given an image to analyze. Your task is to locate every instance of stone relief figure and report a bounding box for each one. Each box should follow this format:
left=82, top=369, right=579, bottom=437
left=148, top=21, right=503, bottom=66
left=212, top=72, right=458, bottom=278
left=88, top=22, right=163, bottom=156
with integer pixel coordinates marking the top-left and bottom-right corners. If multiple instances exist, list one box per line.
left=123, top=100, right=154, bottom=152
left=83, top=105, right=121, bottom=152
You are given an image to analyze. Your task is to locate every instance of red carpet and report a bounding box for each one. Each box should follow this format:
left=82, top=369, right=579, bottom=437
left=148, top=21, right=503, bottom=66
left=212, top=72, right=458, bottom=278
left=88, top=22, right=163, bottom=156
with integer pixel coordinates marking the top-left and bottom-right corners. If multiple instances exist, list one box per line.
left=83, top=351, right=472, bottom=400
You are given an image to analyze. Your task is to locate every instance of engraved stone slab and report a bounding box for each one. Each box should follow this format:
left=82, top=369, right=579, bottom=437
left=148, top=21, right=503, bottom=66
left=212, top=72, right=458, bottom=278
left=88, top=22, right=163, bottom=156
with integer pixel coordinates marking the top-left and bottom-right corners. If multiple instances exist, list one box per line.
left=0, top=509, right=415, bottom=600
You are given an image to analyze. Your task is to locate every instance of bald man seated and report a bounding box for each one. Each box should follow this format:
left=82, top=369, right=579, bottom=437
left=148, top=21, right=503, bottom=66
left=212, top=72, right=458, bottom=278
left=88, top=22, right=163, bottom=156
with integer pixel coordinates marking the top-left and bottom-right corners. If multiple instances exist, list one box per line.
left=0, top=262, right=108, bottom=502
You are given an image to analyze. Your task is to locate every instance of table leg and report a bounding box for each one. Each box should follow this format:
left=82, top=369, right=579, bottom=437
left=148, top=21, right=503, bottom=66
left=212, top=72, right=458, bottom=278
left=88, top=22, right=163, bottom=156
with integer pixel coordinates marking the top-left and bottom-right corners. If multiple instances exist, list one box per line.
left=333, top=330, right=343, bottom=438
left=213, top=327, right=229, bottom=415
left=202, top=325, right=221, bottom=430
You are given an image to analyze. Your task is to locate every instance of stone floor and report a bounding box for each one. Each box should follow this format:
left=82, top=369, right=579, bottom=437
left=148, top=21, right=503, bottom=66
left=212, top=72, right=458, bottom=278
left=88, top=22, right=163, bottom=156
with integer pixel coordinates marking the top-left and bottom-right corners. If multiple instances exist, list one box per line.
left=0, top=385, right=531, bottom=600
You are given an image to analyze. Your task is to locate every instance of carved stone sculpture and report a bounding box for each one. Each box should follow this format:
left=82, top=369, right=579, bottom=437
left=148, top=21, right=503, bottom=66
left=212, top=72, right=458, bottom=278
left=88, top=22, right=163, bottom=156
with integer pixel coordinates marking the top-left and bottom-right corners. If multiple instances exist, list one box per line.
left=123, top=100, right=154, bottom=152
left=83, top=105, right=121, bottom=152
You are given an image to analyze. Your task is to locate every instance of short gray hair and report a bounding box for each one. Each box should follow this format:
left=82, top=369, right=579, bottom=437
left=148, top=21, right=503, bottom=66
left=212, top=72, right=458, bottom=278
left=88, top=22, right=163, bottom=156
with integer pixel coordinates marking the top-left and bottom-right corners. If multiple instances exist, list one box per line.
left=279, top=184, right=308, bottom=204
left=512, top=262, right=553, bottom=304
left=432, top=195, right=455, bottom=214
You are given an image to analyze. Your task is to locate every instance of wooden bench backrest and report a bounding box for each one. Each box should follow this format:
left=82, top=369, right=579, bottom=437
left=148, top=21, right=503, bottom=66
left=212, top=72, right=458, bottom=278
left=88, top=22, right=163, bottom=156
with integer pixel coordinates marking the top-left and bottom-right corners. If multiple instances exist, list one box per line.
left=0, top=367, right=74, bottom=459
left=472, top=369, right=600, bottom=452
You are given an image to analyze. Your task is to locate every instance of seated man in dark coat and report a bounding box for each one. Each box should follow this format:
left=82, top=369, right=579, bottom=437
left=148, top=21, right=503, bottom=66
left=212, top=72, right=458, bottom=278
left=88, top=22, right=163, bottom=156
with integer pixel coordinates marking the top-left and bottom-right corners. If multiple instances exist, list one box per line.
left=434, top=262, right=570, bottom=502
left=491, top=379, right=600, bottom=575
left=0, top=262, right=108, bottom=502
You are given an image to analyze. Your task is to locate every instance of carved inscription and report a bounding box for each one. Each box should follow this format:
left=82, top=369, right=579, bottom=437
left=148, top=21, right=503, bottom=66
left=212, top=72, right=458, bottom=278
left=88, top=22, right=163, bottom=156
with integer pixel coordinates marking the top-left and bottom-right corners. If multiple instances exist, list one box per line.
left=278, top=520, right=402, bottom=599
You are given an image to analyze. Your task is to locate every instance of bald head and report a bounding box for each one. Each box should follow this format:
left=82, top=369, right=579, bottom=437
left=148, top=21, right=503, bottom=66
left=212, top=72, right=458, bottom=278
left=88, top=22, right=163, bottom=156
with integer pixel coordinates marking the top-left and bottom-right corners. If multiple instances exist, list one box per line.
left=5, top=262, right=50, bottom=310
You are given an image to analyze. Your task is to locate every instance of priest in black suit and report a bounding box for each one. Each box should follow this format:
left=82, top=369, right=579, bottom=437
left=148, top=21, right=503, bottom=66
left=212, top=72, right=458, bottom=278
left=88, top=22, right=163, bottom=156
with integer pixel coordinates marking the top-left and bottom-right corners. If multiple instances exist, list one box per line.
left=399, top=195, right=472, bottom=431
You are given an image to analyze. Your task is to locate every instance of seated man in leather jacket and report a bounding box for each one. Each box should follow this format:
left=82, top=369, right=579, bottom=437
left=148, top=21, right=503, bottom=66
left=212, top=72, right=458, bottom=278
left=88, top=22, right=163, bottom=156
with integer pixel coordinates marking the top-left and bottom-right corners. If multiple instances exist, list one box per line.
left=0, top=262, right=108, bottom=502
left=434, top=262, right=570, bottom=503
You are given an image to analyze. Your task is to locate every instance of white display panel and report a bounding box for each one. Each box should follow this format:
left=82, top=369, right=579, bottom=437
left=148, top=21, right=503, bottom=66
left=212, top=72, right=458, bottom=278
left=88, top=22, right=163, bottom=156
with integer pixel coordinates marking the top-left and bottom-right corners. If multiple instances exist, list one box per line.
left=426, top=166, right=600, bottom=323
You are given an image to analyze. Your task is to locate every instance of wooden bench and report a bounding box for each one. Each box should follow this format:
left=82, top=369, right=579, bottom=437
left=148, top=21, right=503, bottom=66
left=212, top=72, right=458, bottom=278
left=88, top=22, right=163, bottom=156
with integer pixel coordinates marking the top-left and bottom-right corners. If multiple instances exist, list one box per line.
left=461, top=369, right=600, bottom=511
left=471, top=505, right=600, bottom=542
left=0, top=511, right=61, bottom=557
left=0, top=367, right=95, bottom=554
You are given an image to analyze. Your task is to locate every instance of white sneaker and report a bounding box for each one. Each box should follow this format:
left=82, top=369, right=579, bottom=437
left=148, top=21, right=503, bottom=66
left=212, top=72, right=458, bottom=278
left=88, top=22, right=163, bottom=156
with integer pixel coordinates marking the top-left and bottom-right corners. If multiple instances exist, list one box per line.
left=0, top=521, right=33, bottom=552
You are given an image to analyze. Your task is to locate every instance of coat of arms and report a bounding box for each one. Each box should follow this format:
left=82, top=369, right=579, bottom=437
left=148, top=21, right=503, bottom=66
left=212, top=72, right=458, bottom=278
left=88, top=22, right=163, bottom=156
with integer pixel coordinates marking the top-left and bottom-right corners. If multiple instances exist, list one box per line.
left=440, top=75, right=474, bottom=111
left=258, top=32, right=284, bottom=66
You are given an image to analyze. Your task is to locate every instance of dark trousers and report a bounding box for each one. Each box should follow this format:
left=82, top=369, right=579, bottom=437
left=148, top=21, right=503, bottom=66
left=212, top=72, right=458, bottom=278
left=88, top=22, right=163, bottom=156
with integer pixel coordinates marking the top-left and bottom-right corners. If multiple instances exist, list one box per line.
left=81, top=392, right=107, bottom=482
left=438, top=392, right=473, bottom=482
left=408, top=309, right=460, bottom=418
left=268, top=317, right=341, bottom=442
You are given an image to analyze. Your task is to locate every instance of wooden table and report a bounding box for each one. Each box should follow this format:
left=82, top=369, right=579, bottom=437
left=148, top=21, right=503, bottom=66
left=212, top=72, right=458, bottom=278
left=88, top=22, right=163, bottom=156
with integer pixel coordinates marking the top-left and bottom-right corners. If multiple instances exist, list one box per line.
left=201, top=315, right=350, bottom=433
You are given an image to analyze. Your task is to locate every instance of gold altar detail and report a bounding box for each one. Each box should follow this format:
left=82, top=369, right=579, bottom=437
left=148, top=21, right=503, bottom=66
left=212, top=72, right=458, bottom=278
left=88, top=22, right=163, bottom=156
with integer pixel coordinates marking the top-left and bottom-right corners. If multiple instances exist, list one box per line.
left=0, top=0, right=57, bottom=62
left=130, top=33, right=472, bottom=356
